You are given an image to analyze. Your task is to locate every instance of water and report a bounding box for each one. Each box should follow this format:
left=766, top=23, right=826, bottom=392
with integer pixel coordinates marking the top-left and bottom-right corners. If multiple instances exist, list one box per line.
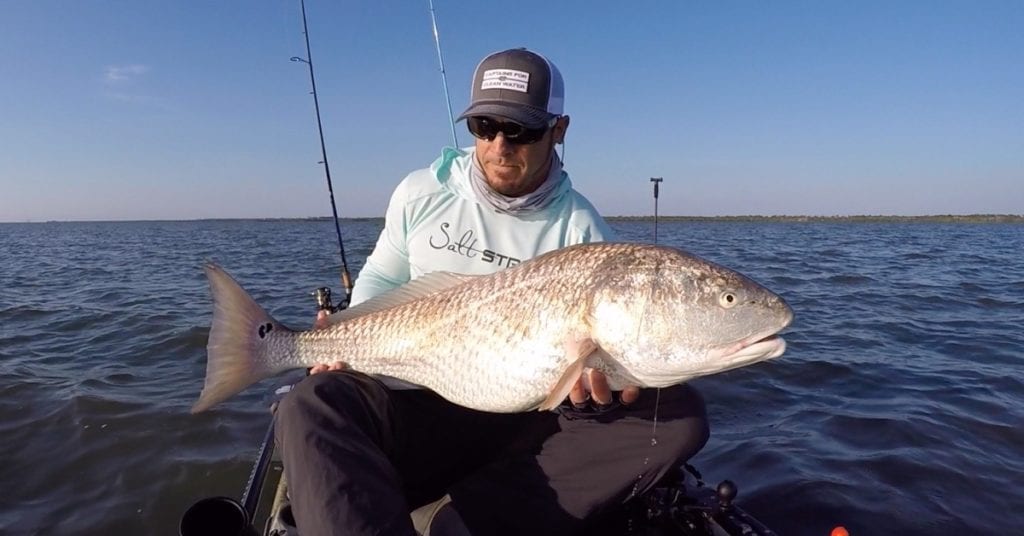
left=2, top=220, right=1022, bottom=535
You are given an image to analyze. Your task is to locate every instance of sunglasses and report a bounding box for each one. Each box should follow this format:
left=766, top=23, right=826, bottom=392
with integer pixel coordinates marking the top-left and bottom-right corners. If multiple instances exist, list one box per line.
left=466, top=116, right=557, bottom=145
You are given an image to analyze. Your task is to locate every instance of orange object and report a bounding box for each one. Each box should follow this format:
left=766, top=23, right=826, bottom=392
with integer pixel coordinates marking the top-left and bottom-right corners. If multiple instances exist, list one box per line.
left=831, top=527, right=849, bottom=536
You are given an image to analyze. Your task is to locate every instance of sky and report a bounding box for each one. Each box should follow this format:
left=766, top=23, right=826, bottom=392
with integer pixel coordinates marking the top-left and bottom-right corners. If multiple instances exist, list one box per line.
left=1, top=0, right=1021, bottom=221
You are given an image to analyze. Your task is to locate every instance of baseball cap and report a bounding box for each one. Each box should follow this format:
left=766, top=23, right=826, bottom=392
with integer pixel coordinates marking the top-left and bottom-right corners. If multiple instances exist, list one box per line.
left=457, top=48, right=564, bottom=129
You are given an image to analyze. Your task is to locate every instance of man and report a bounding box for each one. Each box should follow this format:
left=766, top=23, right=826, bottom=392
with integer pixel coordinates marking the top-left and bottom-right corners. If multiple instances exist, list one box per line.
left=275, top=48, right=709, bottom=536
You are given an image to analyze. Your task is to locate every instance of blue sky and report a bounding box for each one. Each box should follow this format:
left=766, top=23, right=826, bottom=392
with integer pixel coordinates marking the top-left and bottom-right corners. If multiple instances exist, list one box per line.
left=1, top=1, right=1021, bottom=221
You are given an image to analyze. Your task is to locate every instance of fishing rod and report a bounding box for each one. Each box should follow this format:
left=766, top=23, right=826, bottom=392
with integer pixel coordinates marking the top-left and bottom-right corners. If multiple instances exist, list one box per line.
left=292, top=0, right=354, bottom=303
left=427, top=0, right=459, bottom=147
left=650, top=177, right=663, bottom=243
left=180, top=1, right=352, bottom=534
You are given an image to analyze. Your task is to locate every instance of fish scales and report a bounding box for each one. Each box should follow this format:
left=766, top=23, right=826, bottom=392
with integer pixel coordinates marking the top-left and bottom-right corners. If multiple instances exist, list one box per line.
left=291, top=245, right=597, bottom=410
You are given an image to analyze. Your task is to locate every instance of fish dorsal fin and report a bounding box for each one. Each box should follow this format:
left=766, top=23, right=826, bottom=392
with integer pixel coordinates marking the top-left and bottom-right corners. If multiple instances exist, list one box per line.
left=325, top=271, right=477, bottom=324
left=537, top=337, right=600, bottom=411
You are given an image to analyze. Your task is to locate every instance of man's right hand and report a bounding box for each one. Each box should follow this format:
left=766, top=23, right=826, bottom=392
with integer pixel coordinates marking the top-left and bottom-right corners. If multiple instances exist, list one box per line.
left=309, top=310, right=349, bottom=374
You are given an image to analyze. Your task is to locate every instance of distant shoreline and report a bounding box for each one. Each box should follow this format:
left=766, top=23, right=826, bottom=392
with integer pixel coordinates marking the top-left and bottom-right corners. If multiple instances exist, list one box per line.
left=606, top=214, right=1024, bottom=223
left=5, top=214, right=1023, bottom=224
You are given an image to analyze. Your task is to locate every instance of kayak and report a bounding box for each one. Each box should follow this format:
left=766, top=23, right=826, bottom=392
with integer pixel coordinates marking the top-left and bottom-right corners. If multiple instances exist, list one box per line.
left=261, top=462, right=778, bottom=536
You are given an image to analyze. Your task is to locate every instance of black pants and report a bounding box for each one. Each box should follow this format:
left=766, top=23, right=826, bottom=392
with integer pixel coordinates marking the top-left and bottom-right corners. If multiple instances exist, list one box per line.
left=275, top=371, right=709, bottom=536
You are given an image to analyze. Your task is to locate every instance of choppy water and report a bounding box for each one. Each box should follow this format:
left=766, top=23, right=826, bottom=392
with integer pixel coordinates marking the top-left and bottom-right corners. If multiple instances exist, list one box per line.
left=1, top=220, right=1022, bottom=535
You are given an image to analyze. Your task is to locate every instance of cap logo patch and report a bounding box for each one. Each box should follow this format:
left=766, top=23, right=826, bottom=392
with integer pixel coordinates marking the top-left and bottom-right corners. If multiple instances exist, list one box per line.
left=481, top=69, right=529, bottom=93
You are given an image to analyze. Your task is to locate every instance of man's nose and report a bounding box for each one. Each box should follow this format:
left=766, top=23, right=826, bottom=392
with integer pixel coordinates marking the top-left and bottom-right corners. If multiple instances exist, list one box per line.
left=490, top=133, right=514, bottom=154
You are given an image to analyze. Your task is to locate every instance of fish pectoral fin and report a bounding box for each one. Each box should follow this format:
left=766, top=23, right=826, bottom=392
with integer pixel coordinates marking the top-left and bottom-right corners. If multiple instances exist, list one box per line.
left=537, top=338, right=599, bottom=411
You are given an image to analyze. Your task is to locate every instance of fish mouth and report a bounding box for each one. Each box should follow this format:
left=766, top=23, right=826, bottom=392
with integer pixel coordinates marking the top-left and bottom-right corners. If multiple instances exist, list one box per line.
left=712, top=330, right=788, bottom=367
left=733, top=333, right=787, bottom=360
left=715, top=307, right=794, bottom=364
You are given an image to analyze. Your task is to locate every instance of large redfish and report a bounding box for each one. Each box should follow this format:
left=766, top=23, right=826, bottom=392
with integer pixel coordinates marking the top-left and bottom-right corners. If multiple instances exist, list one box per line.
left=192, top=242, right=793, bottom=413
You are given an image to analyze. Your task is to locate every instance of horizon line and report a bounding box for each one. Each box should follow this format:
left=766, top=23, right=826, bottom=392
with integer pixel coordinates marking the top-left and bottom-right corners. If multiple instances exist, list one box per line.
left=3, top=214, right=1023, bottom=224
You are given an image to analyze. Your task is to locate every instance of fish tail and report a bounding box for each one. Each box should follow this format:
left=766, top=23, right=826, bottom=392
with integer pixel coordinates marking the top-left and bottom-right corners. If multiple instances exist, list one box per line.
left=192, top=263, right=284, bottom=413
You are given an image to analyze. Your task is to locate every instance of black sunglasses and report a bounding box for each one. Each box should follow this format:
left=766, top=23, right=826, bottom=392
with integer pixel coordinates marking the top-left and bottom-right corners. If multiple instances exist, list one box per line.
left=466, top=116, right=557, bottom=145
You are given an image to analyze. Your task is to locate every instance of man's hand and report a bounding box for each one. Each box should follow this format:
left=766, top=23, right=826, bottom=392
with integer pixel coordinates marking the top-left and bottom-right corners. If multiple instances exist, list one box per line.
left=312, top=309, right=330, bottom=329
left=308, top=310, right=349, bottom=375
left=568, top=369, right=639, bottom=408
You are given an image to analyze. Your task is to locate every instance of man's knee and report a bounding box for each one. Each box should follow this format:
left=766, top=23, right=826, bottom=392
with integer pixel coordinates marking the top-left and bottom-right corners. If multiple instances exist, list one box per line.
left=275, top=371, right=387, bottom=442
left=278, top=371, right=357, bottom=416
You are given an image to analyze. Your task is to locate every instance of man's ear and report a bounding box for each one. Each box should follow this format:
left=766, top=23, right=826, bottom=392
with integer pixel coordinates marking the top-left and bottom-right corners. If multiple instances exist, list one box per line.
left=553, top=115, right=570, bottom=144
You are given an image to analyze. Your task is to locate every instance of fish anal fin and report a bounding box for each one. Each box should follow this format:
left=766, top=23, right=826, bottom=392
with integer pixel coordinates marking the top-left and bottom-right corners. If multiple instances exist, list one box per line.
left=537, top=337, right=599, bottom=411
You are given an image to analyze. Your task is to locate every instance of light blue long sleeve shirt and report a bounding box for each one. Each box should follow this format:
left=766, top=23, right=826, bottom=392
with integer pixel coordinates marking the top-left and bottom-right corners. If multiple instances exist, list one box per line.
left=351, top=147, right=615, bottom=305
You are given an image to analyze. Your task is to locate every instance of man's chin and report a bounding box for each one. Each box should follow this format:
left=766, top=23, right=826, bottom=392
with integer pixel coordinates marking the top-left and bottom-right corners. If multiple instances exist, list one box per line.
left=485, top=174, right=526, bottom=195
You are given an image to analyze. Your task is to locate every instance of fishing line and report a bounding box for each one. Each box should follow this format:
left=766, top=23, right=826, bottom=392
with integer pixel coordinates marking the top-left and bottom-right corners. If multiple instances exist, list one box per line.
left=651, top=387, right=661, bottom=444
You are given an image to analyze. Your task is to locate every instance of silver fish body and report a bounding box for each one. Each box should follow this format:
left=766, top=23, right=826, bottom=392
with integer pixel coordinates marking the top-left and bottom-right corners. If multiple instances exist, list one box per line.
left=193, top=242, right=793, bottom=413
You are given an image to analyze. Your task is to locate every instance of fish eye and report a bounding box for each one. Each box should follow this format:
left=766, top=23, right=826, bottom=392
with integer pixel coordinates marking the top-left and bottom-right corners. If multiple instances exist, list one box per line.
left=719, top=292, right=737, bottom=308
